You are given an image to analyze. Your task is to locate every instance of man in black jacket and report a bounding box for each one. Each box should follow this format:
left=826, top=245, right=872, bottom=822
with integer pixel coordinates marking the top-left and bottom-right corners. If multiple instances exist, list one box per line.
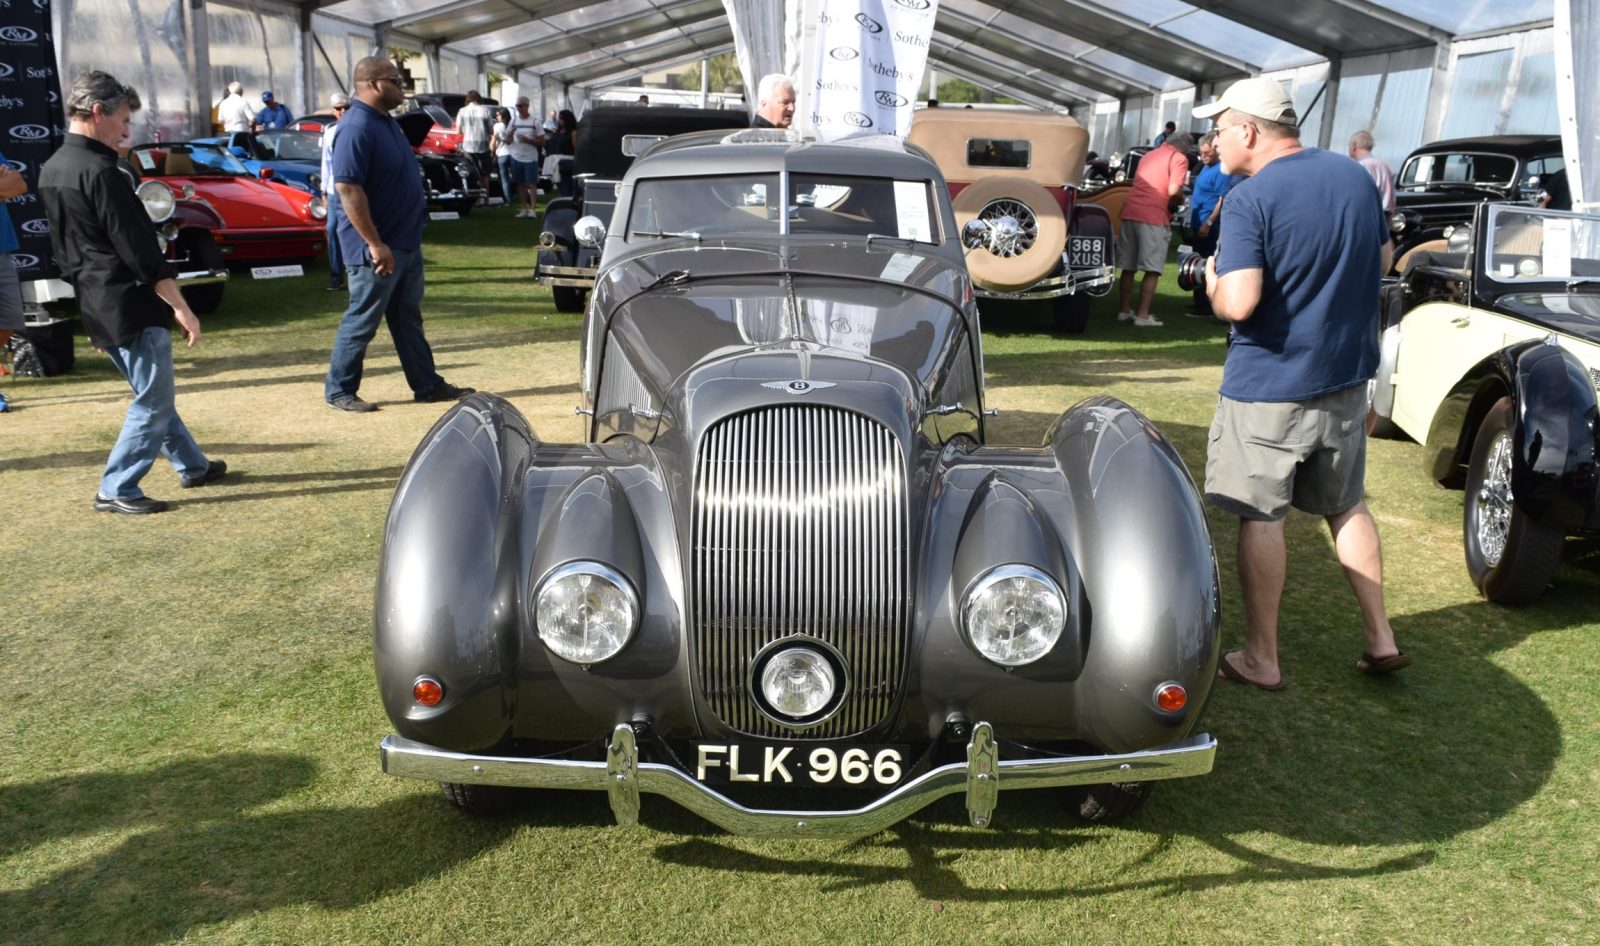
left=39, top=71, right=226, bottom=514
left=753, top=74, right=795, bottom=129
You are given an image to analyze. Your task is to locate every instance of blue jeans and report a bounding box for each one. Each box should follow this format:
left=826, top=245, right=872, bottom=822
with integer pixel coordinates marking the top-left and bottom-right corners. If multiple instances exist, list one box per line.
left=325, top=246, right=442, bottom=402
left=101, top=326, right=210, bottom=499
left=496, top=154, right=514, bottom=201
left=326, top=191, right=344, bottom=279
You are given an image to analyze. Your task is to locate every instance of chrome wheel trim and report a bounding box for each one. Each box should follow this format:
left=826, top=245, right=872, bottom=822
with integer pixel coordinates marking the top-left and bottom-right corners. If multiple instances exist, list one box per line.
left=1475, top=431, right=1514, bottom=567
left=978, top=199, right=1038, bottom=258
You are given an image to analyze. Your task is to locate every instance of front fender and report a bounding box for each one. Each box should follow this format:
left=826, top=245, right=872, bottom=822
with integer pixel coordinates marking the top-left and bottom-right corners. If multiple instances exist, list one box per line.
left=1511, top=342, right=1599, bottom=529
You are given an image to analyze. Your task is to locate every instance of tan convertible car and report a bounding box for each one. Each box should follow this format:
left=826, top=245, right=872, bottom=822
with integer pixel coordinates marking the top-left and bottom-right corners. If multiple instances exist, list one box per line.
left=909, top=108, right=1117, bottom=334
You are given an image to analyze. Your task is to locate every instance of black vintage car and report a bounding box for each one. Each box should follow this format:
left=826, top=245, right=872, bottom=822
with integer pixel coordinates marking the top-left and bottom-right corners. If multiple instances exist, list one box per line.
left=1371, top=202, right=1600, bottom=603
left=1390, top=135, right=1565, bottom=268
left=535, top=105, right=748, bottom=312
left=395, top=110, right=487, bottom=216
left=375, top=130, right=1221, bottom=837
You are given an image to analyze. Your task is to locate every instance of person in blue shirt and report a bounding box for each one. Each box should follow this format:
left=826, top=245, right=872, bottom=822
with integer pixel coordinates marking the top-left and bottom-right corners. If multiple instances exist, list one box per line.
left=0, top=150, right=28, bottom=412
left=256, top=90, right=293, bottom=130
left=323, top=56, right=472, bottom=413
left=1194, top=77, right=1408, bottom=690
left=1152, top=120, right=1175, bottom=147
left=1184, top=131, right=1243, bottom=317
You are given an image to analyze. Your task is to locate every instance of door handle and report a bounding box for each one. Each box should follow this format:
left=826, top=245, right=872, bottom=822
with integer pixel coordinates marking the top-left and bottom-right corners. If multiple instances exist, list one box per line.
left=1451, top=315, right=1471, bottom=327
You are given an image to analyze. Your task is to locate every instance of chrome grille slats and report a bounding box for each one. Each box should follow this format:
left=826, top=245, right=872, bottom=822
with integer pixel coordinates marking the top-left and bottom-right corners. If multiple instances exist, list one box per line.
left=692, top=406, right=909, bottom=738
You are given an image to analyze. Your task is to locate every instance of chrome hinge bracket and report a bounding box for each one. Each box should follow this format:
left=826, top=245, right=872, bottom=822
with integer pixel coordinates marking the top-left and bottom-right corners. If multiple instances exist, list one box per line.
left=607, top=723, right=640, bottom=827
left=965, top=720, right=999, bottom=829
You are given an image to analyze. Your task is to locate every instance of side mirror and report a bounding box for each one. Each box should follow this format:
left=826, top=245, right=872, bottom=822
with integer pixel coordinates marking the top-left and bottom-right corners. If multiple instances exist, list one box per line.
left=961, top=218, right=990, bottom=250
left=575, top=215, right=607, bottom=249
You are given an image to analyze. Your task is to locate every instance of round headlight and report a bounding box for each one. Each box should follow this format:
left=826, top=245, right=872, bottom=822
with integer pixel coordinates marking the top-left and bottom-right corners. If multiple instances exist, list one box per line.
left=961, top=565, right=1067, bottom=667
left=308, top=196, right=327, bottom=220
left=1388, top=211, right=1407, bottom=233
left=534, top=562, right=638, bottom=664
left=136, top=179, right=176, bottom=223
left=759, top=647, right=837, bottom=719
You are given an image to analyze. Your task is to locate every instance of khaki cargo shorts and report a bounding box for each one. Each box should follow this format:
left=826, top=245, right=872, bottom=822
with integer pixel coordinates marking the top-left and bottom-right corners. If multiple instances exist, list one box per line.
left=1204, top=385, right=1369, bottom=521
left=1117, top=221, right=1171, bottom=274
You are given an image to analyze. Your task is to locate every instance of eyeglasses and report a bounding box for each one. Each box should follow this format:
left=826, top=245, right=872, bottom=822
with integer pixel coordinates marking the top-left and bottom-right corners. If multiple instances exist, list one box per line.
left=372, top=75, right=403, bottom=86
left=1214, top=120, right=1254, bottom=135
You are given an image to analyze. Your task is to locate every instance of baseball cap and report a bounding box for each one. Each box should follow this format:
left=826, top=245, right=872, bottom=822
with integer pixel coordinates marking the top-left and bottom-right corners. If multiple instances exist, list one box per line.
left=262, top=90, right=275, bottom=102
left=1193, top=76, right=1297, bottom=125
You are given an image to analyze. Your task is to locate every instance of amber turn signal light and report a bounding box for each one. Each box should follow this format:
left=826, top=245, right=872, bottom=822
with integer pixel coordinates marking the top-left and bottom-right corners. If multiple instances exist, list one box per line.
left=413, top=676, right=444, bottom=706
left=1154, top=682, right=1187, bottom=713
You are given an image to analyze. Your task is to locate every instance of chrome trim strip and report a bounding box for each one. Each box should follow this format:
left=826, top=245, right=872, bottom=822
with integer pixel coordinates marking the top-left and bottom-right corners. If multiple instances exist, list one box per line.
left=381, top=730, right=1217, bottom=839
left=535, top=265, right=598, bottom=290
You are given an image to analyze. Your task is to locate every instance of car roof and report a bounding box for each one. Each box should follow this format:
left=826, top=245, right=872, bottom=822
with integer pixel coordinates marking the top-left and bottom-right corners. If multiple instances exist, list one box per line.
left=629, top=130, right=942, bottom=182
left=1407, top=135, right=1562, bottom=158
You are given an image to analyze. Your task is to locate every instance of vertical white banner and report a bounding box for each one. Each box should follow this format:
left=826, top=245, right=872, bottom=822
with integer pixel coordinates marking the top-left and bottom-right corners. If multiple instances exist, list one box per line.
left=803, top=0, right=939, bottom=141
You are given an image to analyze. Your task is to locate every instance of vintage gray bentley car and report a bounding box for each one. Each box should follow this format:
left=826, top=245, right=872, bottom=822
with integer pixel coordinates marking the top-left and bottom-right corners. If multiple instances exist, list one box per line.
left=1372, top=202, right=1600, bottom=603
left=376, top=130, right=1220, bottom=837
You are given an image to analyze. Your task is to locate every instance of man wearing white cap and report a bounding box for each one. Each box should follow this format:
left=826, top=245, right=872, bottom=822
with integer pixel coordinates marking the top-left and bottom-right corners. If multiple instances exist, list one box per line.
left=1193, top=76, right=1408, bottom=690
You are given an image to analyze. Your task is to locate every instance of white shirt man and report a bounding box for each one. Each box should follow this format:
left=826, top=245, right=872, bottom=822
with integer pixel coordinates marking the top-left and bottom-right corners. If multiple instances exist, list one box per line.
left=218, top=82, right=255, bottom=133
left=1348, top=130, right=1396, bottom=213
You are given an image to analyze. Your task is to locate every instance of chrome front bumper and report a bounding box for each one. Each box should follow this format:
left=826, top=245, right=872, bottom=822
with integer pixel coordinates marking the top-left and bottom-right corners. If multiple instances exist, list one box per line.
left=534, top=264, right=597, bottom=289
left=975, top=263, right=1115, bottom=301
left=381, top=722, right=1216, bottom=838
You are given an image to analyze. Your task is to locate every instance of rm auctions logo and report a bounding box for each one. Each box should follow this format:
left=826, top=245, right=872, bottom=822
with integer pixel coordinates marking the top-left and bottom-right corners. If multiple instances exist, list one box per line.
left=855, top=12, right=883, bottom=34
left=844, top=111, right=873, bottom=128
left=20, top=217, right=48, bottom=235
left=892, top=0, right=931, bottom=8
left=874, top=90, right=908, bottom=108
left=829, top=46, right=859, bottom=61
left=9, top=122, right=48, bottom=140
left=9, top=252, right=40, bottom=269
left=0, top=26, right=38, bottom=43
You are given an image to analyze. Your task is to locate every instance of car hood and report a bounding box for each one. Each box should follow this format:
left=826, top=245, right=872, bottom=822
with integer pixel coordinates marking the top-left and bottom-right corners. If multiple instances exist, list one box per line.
left=1493, top=291, right=1600, bottom=342
left=174, top=176, right=318, bottom=227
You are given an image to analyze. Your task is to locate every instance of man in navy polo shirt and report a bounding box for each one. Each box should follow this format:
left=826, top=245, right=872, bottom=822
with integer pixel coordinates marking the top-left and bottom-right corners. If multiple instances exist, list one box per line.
left=323, top=56, right=473, bottom=412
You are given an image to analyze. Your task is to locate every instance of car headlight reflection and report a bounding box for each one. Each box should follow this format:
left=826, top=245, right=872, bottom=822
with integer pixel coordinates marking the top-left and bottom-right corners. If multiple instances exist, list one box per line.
left=961, top=564, right=1067, bottom=666
left=534, top=562, right=638, bottom=664
left=759, top=647, right=837, bottom=718
left=308, top=196, right=327, bottom=220
left=1388, top=211, right=1407, bottom=233
left=136, top=180, right=176, bottom=223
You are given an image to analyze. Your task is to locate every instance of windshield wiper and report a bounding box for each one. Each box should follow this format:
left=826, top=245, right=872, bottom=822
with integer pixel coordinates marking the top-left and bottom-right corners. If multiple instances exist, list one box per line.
left=865, top=233, right=928, bottom=249
left=644, top=269, right=692, bottom=290
left=632, top=229, right=702, bottom=243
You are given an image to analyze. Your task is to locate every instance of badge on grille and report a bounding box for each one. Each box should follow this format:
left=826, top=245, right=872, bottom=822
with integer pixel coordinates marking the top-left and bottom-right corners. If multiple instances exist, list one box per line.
left=763, top=380, right=836, bottom=395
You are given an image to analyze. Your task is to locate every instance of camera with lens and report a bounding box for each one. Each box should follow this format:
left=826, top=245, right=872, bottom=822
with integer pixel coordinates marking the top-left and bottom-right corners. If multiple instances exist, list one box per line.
left=1176, top=251, right=1208, bottom=292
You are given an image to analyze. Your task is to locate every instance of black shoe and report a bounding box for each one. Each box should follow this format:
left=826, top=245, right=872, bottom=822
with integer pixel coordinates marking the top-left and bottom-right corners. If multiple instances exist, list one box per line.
left=326, top=278, right=346, bottom=291
left=415, top=382, right=476, bottom=403
left=94, top=495, right=169, bottom=515
left=180, top=459, right=228, bottom=489
left=327, top=394, right=378, bottom=413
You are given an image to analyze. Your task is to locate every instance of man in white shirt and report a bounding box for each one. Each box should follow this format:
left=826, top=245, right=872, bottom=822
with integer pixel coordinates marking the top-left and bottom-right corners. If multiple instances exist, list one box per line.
left=505, top=97, right=545, bottom=219
left=217, top=81, right=255, bottom=133
left=456, top=90, right=494, bottom=190
left=1348, top=130, right=1396, bottom=213
left=321, top=93, right=350, bottom=290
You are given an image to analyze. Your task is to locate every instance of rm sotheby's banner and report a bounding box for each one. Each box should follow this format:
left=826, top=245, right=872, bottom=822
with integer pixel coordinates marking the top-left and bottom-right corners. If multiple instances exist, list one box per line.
left=805, top=0, right=938, bottom=141
left=1, top=0, right=65, bottom=281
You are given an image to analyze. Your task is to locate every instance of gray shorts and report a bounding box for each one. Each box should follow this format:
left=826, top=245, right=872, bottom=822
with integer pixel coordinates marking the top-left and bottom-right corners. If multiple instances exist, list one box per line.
left=1117, top=220, right=1170, bottom=274
left=0, top=253, right=24, bottom=331
left=1204, top=385, right=1369, bottom=521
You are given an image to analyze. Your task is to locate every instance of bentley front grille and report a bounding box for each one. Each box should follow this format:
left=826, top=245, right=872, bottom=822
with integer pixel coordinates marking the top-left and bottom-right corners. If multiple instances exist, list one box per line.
left=692, top=406, right=909, bottom=738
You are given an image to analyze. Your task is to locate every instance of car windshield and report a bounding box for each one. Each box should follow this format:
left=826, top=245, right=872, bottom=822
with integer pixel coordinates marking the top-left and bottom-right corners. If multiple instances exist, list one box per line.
left=627, top=173, right=938, bottom=243
left=1399, top=152, right=1517, bottom=189
left=256, top=132, right=322, bottom=161
left=132, top=144, right=249, bottom=176
left=1483, top=205, right=1600, bottom=285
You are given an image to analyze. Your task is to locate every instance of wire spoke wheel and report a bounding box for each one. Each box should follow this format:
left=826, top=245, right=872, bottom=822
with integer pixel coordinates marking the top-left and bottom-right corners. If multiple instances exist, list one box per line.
left=1473, top=432, right=1514, bottom=566
left=978, top=199, right=1039, bottom=257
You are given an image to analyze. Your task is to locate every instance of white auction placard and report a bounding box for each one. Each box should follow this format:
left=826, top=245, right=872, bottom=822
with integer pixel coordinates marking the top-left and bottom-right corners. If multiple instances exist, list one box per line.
left=250, top=265, right=304, bottom=279
left=804, top=0, right=939, bottom=141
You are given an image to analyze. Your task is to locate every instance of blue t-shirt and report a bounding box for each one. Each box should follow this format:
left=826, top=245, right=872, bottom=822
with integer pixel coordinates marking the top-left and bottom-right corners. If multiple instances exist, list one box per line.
left=331, top=100, right=426, bottom=263
left=0, top=150, right=18, bottom=254
left=1189, top=163, right=1243, bottom=229
left=1215, top=148, right=1390, bottom=402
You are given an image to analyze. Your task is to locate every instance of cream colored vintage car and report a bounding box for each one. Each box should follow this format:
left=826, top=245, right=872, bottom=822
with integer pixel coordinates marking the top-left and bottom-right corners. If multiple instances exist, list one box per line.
left=908, top=108, right=1115, bottom=334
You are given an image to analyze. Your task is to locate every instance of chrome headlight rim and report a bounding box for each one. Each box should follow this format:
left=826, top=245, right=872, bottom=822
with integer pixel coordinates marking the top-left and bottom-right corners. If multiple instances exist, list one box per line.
left=1387, top=210, right=1407, bottom=233
left=136, top=179, right=177, bottom=223
left=747, top=635, right=850, bottom=729
left=308, top=196, right=327, bottom=220
left=533, top=560, right=640, bottom=665
left=959, top=563, right=1068, bottom=668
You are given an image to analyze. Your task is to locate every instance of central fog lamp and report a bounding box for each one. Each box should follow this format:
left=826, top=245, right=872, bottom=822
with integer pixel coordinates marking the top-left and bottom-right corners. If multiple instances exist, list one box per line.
left=961, top=564, right=1067, bottom=666
left=758, top=647, right=837, bottom=719
left=534, top=562, right=639, bottom=664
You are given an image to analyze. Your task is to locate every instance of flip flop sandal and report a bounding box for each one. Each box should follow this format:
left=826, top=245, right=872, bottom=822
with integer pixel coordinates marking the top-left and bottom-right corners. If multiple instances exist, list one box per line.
left=1217, top=650, right=1287, bottom=691
left=1356, top=650, right=1413, bottom=676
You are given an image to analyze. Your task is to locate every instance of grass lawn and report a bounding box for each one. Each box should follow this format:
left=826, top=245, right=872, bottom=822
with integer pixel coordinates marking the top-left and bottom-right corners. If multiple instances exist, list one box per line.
left=3, top=207, right=1597, bottom=945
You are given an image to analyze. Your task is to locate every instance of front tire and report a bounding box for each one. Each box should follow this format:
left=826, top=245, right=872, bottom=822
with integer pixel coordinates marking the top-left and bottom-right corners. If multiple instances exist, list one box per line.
left=1063, top=782, right=1150, bottom=823
left=440, top=782, right=526, bottom=815
left=178, top=231, right=226, bottom=315
left=1463, top=397, right=1564, bottom=604
left=1052, top=293, right=1092, bottom=335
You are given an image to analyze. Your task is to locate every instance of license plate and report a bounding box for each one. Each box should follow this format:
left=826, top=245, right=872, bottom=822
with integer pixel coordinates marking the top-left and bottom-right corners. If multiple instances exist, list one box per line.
left=692, top=742, right=909, bottom=787
left=1068, top=235, right=1105, bottom=269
